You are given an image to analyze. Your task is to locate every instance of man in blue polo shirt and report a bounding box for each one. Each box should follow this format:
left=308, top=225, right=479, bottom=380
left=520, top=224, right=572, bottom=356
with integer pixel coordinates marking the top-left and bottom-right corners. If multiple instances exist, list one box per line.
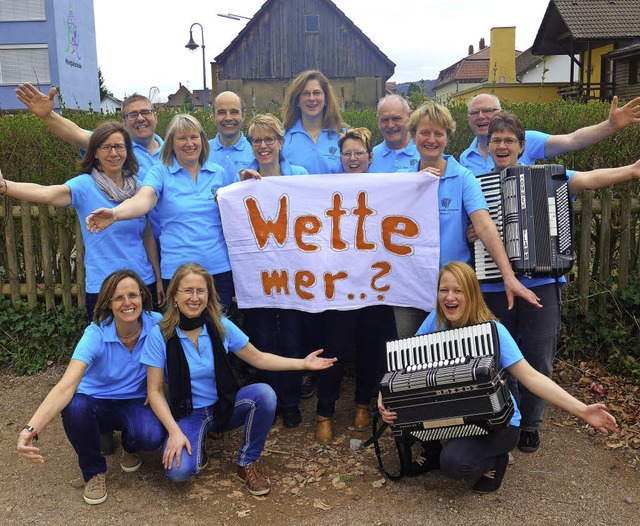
left=460, top=92, right=640, bottom=175
left=369, top=94, right=420, bottom=173
left=208, top=91, right=254, bottom=176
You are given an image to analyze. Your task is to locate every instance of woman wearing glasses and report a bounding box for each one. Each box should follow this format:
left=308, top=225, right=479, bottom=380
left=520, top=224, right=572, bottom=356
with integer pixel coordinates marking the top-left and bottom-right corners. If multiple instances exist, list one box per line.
left=141, top=263, right=335, bottom=495
left=16, top=270, right=165, bottom=505
left=238, top=114, right=310, bottom=429
left=0, top=122, right=163, bottom=318
left=86, top=114, right=237, bottom=312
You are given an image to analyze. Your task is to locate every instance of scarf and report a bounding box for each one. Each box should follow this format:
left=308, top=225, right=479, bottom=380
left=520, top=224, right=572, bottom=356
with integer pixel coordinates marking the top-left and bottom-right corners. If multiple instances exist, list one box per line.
left=90, top=167, right=139, bottom=202
left=166, top=311, right=239, bottom=429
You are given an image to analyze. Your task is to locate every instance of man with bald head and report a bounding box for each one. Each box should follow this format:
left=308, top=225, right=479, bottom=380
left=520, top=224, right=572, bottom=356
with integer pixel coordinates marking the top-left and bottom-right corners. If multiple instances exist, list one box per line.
left=460, top=92, right=640, bottom=175
left=369, top=94, right=420, bottom=173
left=208, top=91, right=254, bottom=175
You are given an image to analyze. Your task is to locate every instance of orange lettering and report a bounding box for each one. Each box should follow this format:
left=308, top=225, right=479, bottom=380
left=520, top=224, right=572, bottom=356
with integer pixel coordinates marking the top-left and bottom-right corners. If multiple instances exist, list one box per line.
left=325, top=193, right=348, bottom=251
left=294, top=215, right=322, bottom=252
left=323, top=271, right=348, bottom=300
left=370, top=261, right=392, bottom=292
left=245, top=195, right=288, bottom=249
left=261, top=269, right=290, bottom=296
left=294, top=270, right=316, bottom=300
left=381, top=216, right=419, bottom=256
left=353, top=192, right=376, bottom=250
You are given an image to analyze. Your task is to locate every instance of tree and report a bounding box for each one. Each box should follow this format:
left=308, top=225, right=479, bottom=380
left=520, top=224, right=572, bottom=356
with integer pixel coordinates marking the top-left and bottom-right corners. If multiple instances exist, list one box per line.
left=98, top=67, right=108, bottom=101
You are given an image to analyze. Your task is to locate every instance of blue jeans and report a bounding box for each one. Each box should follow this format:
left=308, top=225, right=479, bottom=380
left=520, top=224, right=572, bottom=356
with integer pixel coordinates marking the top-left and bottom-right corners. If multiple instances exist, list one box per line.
left=484, top=282, right=562, bottom=432
left=242, top=308, right=306, bottom=406
left=60, top=394, right=165, bottom=482
left=164, top=383, right=276, bottom=482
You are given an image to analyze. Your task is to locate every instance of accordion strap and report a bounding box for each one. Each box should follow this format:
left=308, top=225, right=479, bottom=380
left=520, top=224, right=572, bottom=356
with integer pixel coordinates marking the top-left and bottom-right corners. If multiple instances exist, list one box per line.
left=357, top=413, right=406, bottom=481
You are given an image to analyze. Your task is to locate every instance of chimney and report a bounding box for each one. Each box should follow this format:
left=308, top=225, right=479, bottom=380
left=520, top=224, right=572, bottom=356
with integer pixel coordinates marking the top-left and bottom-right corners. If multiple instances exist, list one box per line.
left=489, top=27, right=516, bottom=84
left=479, top=38, right=486, bottom=50
left=469, top=45, right=474, bottom=55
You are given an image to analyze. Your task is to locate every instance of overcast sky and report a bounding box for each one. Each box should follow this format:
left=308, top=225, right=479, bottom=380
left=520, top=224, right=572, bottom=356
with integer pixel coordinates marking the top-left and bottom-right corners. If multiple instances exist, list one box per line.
left=94, top=0, right=552, bottom=101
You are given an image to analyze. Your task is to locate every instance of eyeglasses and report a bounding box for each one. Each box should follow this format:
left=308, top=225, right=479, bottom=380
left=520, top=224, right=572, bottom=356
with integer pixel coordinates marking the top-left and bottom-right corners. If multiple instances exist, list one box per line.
left=299, top=90, right=324, bottom=99
left=110, top=291, right=142, bottom=304
left=341, top=150, right=369, bottom=158
left=489, top=137, right=521, bottom=145
left=250, top=136, right=278, bottom=146
left=98, top=144, right=126, bottom=153
left=177, top=288, right=208, bottom=297
left=467, top=108, right=500, bottom=117
left=124, top=109, right=154, bottom=121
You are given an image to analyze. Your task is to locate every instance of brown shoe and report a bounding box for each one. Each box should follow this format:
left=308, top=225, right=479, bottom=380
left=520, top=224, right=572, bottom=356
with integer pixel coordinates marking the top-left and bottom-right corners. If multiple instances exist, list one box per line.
left=315, top=415, right=333, bottom=444
left=353, top=404, right=371, bottom=431
left=83, top=472, right=107, bottom=505
left=237, top=462, right=270, bottom=496
left=120, top=450, right=142, bottom=472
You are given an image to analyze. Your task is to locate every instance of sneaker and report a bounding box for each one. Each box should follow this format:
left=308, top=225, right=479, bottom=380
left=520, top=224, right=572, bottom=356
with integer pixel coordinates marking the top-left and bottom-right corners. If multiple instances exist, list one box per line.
left=120, top=451, right=142, bottom=473
left=237, top=462, right=270, bottom=496
left=83, top=472, right=107, bottom=505
left=518, top=430, right=540, bottom=453
left=473, top=453, right=509, bottom=494
left=300, top=375, right=315, bottom=399
left=282, top=405, right=302, bottom=428
left=99, top=431, right=115, bottom=456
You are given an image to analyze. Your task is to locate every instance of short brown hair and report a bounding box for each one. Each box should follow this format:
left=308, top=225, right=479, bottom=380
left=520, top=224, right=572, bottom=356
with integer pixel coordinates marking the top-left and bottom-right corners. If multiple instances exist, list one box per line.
left=78, top=121, right=139, bottom=177
left=338, top=127, right=373, bottom=154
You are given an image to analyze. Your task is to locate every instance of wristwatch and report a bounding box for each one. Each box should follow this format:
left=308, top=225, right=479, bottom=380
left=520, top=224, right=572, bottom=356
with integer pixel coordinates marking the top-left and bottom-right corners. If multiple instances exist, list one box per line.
left=22, top=425, right=38, bottom=440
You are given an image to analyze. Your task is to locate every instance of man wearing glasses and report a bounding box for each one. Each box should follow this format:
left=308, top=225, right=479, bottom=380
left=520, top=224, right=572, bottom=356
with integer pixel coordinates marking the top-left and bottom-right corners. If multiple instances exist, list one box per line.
left=460, top=92, right=640, bottom=175
left=369, top=94, right=420, bottom=174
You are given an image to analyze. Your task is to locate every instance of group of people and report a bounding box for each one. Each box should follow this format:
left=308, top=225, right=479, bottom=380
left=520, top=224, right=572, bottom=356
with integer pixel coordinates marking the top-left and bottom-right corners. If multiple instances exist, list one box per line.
left=8, top=69, right=640, bottom=503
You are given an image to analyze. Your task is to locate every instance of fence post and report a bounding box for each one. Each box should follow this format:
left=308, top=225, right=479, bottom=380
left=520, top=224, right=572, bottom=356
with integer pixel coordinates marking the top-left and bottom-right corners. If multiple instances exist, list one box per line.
left=57, top=208, right=73, bottom=311
left=21, top=202, right=37, bottom=308
left=579, top=191, right=593, bottom=314
left=619, top=194, right=631, bottom=289
left=38, top=204, right=56, bottom=310
left=4, top=200, right=21, bottom=301
left=598, top=192, right=612, bottom=311
left=75, top=218, right=86, bottom=309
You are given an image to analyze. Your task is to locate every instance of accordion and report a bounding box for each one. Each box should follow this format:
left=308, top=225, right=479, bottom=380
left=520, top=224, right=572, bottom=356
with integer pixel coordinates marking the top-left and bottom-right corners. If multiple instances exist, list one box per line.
left=379, top=321, right=514, bottom=440
left=474, top=164, right=574, bottom=282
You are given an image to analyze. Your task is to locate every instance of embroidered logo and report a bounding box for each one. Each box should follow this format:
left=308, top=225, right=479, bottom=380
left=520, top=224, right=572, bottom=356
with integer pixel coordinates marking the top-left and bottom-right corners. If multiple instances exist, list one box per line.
left=441, top=197, right=452, bottom=208
left=329, top=147, right=337, bottom=155
left=410, top=159, right=418, bottom=166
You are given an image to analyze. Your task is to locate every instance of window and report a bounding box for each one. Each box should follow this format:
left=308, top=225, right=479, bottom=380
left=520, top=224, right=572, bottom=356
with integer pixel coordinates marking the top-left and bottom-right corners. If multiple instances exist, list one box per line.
left=0, top=45, right=51, bottom=85
left=629, top=58, right=640, bottom=86
left=0, top=0, right=45, bottom=21
left=305, top=14, right=319, bottom=33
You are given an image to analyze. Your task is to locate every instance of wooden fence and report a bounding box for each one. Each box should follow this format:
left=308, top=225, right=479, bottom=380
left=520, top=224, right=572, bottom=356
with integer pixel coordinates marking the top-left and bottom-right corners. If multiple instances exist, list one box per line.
left=1, top=194, right=639, bottom=314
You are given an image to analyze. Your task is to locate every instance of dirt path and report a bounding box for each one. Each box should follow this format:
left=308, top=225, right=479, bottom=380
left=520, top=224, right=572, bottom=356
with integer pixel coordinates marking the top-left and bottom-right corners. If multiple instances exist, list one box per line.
left=1, top=367, right=638, bottom=526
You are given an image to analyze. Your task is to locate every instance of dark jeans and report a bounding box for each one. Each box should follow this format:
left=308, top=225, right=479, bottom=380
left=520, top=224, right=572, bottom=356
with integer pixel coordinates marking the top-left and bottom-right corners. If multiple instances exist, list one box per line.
left=163, top=270, right=234, bottom=314
left=85, top=281, right=160, bottom=322
left=484, top=282, right=562, bottom=432
left=316, top=306, right=397, bottom=417
left=60, top=394, right=165, bottom=482
left=242, top=308, right=306, bottom=406
left=440, top=425, right=521, bottom=480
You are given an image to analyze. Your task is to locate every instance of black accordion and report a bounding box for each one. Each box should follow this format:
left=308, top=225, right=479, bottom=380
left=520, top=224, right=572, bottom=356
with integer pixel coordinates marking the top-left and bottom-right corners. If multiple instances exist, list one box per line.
left=474, top=164, right=574, bottom=282
left=379, top=321, right=514, bottom=440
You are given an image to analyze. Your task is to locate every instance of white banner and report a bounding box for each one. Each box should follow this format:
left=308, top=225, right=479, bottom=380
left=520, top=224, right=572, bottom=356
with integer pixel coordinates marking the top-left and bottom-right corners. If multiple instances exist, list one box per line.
left=217, top=172, right=440, bottom=313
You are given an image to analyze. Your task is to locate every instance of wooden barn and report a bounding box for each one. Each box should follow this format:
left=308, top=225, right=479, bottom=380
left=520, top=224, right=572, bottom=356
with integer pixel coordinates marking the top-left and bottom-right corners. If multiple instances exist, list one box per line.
left=213, top=0, right=395, bottom=111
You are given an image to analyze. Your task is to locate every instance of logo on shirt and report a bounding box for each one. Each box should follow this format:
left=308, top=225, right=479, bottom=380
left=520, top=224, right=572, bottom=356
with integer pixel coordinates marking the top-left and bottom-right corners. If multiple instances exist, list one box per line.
left=410, top=159, right=419, bottom=166
left=441, top=197, right=452, bottom=209
left=329, top=147, right=337, bottom=155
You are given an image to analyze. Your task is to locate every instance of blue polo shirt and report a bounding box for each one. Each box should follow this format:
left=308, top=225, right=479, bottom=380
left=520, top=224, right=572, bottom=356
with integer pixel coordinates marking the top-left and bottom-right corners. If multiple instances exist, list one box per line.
left=282, top=119, right=343, bottom=174
left=65, top=173, right=155, bottom=293
left=412, top=155, right=488, bottom=267
left=246, top=155, right=309, bottom=176
left=480, top=168, right=575, bottom=293
left=460, top=130, right=550, bottom=176
left=143, top=157, right=236, bottom=279
left=369, top=141, right=420, bottom=173
left=208, top=133, right=254, bottom=178
left=141, top=317, right=249, bottom=409
left=416, top=312, right=522, bottom=427
left=74, top=310, right=162, bottom=399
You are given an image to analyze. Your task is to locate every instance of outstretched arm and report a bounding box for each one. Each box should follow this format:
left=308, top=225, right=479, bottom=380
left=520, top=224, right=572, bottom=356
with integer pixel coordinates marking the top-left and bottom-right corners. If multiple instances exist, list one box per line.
left=86, top=186, right=158, bottom=233
left=545, top=96, right=640, bottom=158
left=235, top=343, right=336, bottom=371
left=470, top=209, right=542, bottom=310
left=16, top=360, right=87, bottom=463
left=15, top=83, right=91, bottom=150
left=0, top=168, right=71, bottom=207
left=508, top=359, right=618, bottom=434
left=569, top=159, right=640, bottom=193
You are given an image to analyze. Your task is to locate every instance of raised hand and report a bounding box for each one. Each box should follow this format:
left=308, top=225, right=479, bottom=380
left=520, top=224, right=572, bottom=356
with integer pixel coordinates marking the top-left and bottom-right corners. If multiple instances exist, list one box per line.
left=16, top=83, right=57, bottom=118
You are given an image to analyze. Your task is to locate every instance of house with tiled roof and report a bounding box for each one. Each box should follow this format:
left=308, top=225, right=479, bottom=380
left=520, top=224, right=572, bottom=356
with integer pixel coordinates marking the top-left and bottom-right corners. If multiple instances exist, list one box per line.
left=433, top=26, right=577, bottom=104
left=213, top=0, right=394, bottom=111
left=164, top=83, right=212, bottom=110
left=532, top=0, right=640, bottom=101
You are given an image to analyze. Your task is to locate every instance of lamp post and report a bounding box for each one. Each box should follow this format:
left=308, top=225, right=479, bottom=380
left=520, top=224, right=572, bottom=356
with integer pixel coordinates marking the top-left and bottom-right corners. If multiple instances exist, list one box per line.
left=185, top=22, right=208, bottom=112
left=217, top=13, right=251, bottom=21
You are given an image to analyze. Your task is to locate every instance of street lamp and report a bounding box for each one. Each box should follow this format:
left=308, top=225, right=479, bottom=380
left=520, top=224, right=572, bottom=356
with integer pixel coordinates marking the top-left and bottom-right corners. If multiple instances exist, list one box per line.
left=185, top=22, right=208, bottom=112
left=217, top=13, right=251, bottom=21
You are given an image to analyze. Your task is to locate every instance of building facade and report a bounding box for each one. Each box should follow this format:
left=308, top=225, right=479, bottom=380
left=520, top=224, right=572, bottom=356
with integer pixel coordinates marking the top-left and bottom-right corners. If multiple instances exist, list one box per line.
left=0, top=0, right=99, bottom=111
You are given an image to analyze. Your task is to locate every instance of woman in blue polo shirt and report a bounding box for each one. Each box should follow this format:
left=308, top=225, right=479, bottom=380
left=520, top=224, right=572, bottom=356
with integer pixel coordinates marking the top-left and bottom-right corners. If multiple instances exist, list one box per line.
left=86, top=114, right=238, bottom=312
left=16, top=270, right=165, bottom=505
left=141, top=263, right=335, bottom=496
left=0, top=122, right=163, bottom=319
left=281, top=70, right=346, bottom=175
left=377, top=262, right=617, bottom=494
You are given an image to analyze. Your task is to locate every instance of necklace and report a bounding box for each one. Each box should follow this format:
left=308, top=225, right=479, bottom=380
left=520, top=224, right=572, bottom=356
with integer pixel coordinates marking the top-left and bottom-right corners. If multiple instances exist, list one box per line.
left=117, top=320, right=142, bottom=339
